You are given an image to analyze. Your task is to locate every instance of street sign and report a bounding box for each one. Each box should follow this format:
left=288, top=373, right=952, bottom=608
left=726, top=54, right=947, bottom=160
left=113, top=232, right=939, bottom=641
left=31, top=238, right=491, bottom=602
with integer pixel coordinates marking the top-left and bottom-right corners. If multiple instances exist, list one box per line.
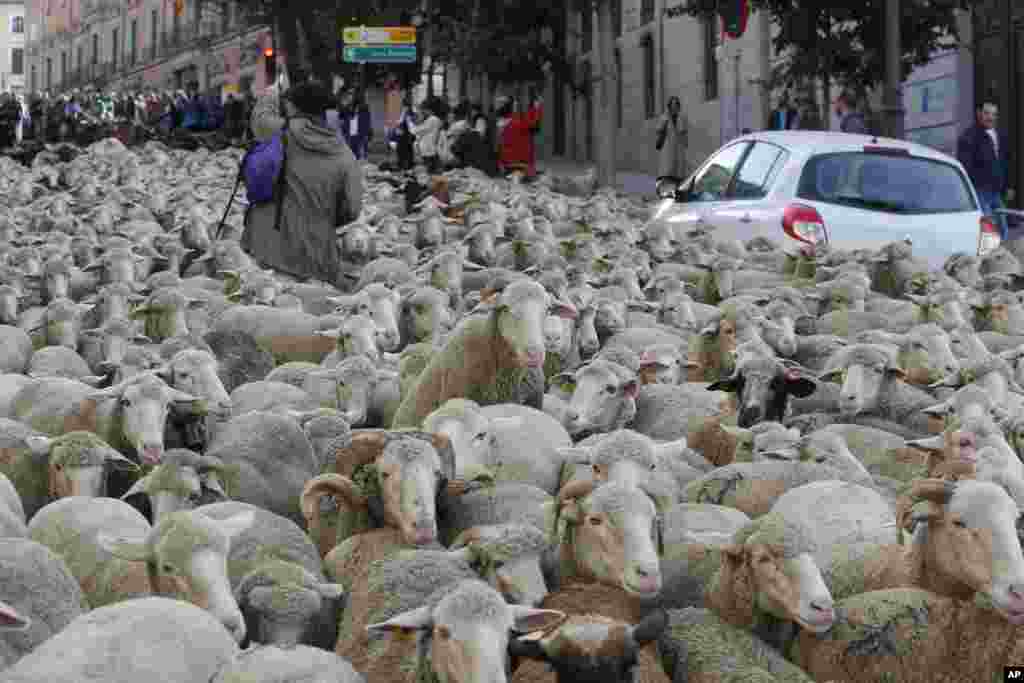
left=343, top=45, right=417, bottom=63
left=342, top=26, right=416, bottom=45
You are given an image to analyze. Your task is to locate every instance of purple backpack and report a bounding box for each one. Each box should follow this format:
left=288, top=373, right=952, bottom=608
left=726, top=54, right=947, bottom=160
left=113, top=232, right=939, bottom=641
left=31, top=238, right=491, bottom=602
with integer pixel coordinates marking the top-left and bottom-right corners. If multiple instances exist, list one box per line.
left=241, top=129, right=285, bottom=204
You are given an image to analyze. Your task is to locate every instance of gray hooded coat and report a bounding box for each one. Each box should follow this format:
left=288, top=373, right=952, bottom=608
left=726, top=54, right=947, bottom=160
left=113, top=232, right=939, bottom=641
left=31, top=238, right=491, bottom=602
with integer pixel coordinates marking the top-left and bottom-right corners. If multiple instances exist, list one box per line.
left=242, top=90, right=363, bottom=284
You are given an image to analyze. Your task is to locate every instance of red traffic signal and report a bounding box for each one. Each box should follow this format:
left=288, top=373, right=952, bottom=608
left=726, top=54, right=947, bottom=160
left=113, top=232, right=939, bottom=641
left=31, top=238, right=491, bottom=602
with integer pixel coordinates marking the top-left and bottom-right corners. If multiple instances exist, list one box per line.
left=264, top=47, right=274, bottom=58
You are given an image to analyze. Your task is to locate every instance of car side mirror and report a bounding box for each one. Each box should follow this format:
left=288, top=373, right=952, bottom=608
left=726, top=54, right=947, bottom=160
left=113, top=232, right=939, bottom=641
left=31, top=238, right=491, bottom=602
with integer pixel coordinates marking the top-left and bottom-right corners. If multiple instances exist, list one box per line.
left=656, top=176, right=682, bottom=200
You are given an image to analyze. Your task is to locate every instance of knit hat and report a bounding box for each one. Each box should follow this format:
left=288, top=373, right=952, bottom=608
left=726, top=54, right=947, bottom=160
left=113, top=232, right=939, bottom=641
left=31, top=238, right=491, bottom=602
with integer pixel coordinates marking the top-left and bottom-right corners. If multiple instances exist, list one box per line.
left=285, top=81, right=334, bottom=117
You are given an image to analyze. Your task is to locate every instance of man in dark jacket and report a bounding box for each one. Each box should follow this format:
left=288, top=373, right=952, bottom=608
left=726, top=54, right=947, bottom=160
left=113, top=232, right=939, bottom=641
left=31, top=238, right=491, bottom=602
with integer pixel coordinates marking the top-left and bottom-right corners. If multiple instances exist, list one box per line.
left=958, top=101, right=1012, bottom=239
left=241, top=80, right=363, bottom=284
left=835, top=90, right=868, bottom=134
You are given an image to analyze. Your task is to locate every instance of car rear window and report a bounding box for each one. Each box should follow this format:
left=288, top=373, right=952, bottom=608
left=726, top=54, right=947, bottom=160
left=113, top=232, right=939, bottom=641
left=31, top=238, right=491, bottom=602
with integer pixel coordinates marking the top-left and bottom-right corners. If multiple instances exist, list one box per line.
left=797, top=152, right=978, bottom=214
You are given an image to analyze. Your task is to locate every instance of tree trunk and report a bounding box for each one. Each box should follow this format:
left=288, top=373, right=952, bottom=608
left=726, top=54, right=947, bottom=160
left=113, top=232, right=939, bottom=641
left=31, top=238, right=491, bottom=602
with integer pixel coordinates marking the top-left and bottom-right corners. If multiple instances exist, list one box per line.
left=594, top=0, right=616, bottom=188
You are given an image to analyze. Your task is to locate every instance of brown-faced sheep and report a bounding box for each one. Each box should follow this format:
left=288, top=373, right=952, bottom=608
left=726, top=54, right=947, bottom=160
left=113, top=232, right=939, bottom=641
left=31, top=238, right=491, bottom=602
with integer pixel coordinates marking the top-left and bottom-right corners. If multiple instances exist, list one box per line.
left=391, top=279, right=576, bottom=429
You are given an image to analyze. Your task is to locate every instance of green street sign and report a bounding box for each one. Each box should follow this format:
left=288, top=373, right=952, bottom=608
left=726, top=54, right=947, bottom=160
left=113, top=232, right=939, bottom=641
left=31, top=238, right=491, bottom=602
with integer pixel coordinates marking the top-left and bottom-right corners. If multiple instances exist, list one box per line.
left=343, top=45, right=417, bottom=63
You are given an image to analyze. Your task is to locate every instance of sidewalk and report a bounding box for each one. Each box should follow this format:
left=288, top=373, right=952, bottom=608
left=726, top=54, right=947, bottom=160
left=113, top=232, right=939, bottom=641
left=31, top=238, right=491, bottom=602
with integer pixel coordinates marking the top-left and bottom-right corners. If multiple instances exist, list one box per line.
left=538, top=157, right=658, bottom=199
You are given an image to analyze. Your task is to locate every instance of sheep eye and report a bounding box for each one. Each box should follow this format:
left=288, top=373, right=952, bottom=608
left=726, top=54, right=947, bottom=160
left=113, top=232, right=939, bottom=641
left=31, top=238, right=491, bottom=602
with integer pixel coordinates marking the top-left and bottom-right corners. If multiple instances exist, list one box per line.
left=474, top=432, right=488, bottom=442
left=161, top=563, right=175, bottom=574
left=953, top=519, right=967, bottom=528
left=605, top=385, right=617, bottom=394
left=588, top=516, right=603, bottom=526
left=649, top=462, right=657, bottom=471
left=120, top=398, right=131, bottom=407
left=380, top=472, right=391, bottom=480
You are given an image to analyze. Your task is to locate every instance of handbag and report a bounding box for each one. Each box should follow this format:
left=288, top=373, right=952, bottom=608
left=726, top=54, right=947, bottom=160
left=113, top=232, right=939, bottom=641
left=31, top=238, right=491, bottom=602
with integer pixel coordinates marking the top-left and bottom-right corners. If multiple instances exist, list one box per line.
left=655, top=122, right=667, bottom=151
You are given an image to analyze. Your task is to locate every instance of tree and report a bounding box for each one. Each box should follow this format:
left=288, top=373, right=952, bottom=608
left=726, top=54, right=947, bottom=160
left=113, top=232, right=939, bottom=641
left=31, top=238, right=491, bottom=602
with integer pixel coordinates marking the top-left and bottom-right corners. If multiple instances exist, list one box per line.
left=687, top=0, right=967, bottom=113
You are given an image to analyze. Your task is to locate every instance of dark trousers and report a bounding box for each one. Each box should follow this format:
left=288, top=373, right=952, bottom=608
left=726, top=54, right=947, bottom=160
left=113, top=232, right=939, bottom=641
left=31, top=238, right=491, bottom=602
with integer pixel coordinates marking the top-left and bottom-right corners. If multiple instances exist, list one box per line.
left=397, top=132, right=415, bottom=170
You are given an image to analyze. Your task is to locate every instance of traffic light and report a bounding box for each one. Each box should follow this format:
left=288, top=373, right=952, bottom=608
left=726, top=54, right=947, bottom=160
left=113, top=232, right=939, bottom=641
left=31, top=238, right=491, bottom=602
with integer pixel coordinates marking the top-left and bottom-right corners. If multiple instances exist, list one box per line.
left=264, top=47, right=276, bottom=84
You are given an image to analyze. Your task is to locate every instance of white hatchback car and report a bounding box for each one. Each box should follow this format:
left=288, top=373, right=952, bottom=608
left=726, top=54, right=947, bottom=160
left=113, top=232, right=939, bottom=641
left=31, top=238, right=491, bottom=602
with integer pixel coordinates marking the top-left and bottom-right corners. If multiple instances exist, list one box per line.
left=653, top=131, right=1000, bottom=269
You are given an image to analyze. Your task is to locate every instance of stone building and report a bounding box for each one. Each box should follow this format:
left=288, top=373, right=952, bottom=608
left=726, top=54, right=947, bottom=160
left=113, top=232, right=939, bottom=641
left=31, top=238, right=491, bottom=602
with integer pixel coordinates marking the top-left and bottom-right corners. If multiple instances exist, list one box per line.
left=24, top=0, right=274, bottom=98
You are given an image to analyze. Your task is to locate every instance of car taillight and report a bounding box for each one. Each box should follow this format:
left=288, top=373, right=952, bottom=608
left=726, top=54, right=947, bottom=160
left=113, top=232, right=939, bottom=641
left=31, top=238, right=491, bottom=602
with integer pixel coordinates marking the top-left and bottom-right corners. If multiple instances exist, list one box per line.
left=782, top=204, right=828, bottom=245
left=978, top=216, right=1001, bottom=256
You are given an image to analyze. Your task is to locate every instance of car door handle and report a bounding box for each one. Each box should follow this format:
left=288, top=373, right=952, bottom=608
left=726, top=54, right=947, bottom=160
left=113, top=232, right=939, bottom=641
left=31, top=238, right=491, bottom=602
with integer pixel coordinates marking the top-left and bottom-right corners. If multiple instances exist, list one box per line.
left=739, top=214, right=752, bottom=223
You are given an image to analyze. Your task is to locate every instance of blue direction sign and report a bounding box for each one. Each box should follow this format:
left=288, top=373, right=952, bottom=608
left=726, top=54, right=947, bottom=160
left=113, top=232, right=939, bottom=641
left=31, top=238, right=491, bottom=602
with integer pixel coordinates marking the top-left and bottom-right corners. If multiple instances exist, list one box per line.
left=343, top=45, right=417, bottom=63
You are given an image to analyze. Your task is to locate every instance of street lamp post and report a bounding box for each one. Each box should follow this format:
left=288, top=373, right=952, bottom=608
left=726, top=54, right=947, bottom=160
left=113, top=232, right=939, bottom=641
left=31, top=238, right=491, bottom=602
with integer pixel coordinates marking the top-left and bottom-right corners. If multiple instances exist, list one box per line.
left=882, top=0, right=905, bottom=138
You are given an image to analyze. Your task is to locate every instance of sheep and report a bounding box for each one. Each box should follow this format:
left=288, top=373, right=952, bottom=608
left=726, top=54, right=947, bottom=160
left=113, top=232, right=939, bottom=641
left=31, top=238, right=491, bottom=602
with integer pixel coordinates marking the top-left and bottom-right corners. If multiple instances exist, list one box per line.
left=205, top=411, right=320, bottom=526
left=229, top=380, right=319, bottom=417
left=684, top=460, right=872, bottom=517
left=510, top=480, right=671, bottom=683
left=21, top=297, right=93, bottom=349
left=769, top=481, right=897, bottom=568
left=816, top=343, right=939, bottom=438
left=11, top=372, right=201, bottom=465
left=25, top=346, right=104, bottom=384
left=971, top=288, right=1024, bottom=335
left=202, top=328, right=276, bottom=392
left=908, top=413, right=1023, bottom=483
left=423, top=399, right=572, bottom=495
left=366, top=580, right=564, bottom=683
left=637, top=344, right=687, bottom=385
left=392, top=279, right=577, bottom=429
left=396, top=285, right=453, bottom=350
left=127, top=286, right=206, bottom=343
left=792, top=484, right=1024, bottom=682
left=328, top=283, right=403, bottom=353
left=854, top=323, right=960, bottom=387
left=0, top=538, right=87, bottom=669
left=703, top=355, right=818, bottom=428
left=77, top=318, right=153, bottom=380
left=318, top=314, right=382, bottom=366
left=439, top=482, right=554, bottom=546
left=354, top=256, right=415, bottom=292
left=197, top=501, right=344, bottom=649
left=119, top=449, right=231, bottom=522
left=212, top=645, right=365, bottom=683
left=336, top=523, right=551, bottom=678
left=630, top=382, right=737, bottom=442
left=508, top=611, right=671, bottom=683
left=552, top=359, right=640, bottom=438
left=0, top=326, right=33, bottom=375
left=1, top=597, right=239, bottom=683
left=211, top=305, right=344, bottom=365
left=301, top=430, right=454, bottom=558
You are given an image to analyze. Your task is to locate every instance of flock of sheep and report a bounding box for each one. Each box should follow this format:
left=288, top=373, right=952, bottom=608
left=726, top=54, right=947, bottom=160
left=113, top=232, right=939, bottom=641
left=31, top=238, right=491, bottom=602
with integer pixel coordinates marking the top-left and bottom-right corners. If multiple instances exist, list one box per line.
left=0, top=135, right=1022, bottom=682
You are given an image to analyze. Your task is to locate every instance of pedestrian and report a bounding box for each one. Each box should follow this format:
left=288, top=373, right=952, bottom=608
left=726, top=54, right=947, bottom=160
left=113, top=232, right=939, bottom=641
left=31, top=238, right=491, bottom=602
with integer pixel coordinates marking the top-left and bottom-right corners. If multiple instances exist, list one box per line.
left=958, top=101, right=1014, bottom=240
left=29, top=92, right=44, bottom=141
left=496, top=94, right=542, bottom=178
left=655, top=95, right=687, bottom=178
left=15, top=94, right=28, bottom=145
left=0, top=93, right=20, bottom=148
left=344, top=90, right=372, bottom=161
left=770, top=90, right=800, bottom=130
left=241, top=79, right=363, bottom=285
left=411, top=98, right=444, bottom=174
left=224, top=93, right=244, bottom=143
left=834, top=90, right=868, bottom=134
left=182, top=82, right=206, bottom=130
left=395, top=95, right=417, bottom=171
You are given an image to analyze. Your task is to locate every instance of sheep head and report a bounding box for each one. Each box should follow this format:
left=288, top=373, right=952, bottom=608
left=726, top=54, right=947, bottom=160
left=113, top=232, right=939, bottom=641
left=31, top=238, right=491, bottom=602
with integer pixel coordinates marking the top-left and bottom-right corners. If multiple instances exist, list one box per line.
left=898, top=479, right=1024, bottom=622
left=450, top=524, right=550, bottom=608
left=708, top=357, right=817, bottom=428
left=556, top=360, right=639, bottom=439
left=479, top=279, right=577, bottom=370
left=818, top=344, right=906, bottom=418
left=550, top=481, right=663, bottom=597
left=712, top=513, right=835, bottom=634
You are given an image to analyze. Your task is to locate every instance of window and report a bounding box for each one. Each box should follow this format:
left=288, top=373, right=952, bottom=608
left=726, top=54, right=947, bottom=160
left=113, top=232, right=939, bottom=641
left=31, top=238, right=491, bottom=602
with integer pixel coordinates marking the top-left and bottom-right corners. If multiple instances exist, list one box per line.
left=611, top=0, right=622, bottom=38
left=797, top=152, right=978, bottom=214
left=580, top=0, right=592, bottom=53
left=46, top=58, right=52, bottom=90
left=615, top=48, right=622, bottom=128
left=641, top=0, right=654, bottom=24
left=76, top=45, right=83, bottom=70
left=221, top=1, right=231, bottom=33
left=30, top=64, right=36, bottom=92
left=129, top=19, right=137, bottom=64
left=690, top=142, right=751, bottom=202
left=112, top=27, right=119, bottom=66
left=703, top=15, right=718, bottom=101
left=729, top=143, right=789, bottom=199
left=11, top=48, right=23, bottom=75
left=10, top=16, right=23, bottom=34
left=641, top=35, right=655, bottom=119
left=92, top=33, right=99, bottom=64
left=60, top=51, right=67, bottom=84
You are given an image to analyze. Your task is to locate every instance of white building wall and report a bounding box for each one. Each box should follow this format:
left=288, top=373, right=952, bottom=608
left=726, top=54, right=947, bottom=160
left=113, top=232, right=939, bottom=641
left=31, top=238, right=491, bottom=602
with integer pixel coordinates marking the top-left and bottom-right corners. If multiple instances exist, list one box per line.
left=0, top=1, right=25, bottom=93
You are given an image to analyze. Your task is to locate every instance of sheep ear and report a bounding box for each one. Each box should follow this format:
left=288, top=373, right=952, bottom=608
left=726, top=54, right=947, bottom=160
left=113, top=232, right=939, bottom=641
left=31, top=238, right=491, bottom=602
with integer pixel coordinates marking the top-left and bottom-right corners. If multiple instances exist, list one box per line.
left=24, top=435, right=52, bottom=457
left=556, top=446, right=592, bottom=466
left=96, top=531, right=152, bottom=562
left=707, top=375, right=742, bottom=394
left=920, top=402, right=951, bottom=418
left=200, top=472, right=227, bottom=498
left=0, top=599, right=30, bottom=631
left=553, top=372, right=576, bottom=392
left=213, top=511, right=254, bottom=541
left=721, top=543, right=746, bottom=567
left=818, top=368, right=844, bottom=383
left=631, top=609, right=669, bottom=646
left=366, top=605, right=434, bottom=635
left=622, top=379, right=639, bottom=399
left=316, top=583, right=345, bottom=600
left=509, top=607, right=566, bottom=635
left=886, top=365, right=908, bottom=380
left=105, top=451, right=140, bottom=472
left=508, top=636, right=549, bottom=662
left=120, top=474, right=152, bottom=500
left=783, top=371, right=818, bottom=398
left=906, top=435, right=944, bottom=453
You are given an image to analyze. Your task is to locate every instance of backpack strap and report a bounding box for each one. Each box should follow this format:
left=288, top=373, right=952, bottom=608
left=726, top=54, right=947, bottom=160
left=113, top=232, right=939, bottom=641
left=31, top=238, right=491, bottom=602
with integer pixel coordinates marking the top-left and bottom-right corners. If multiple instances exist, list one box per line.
left=272, top=115, right=289, bottom=232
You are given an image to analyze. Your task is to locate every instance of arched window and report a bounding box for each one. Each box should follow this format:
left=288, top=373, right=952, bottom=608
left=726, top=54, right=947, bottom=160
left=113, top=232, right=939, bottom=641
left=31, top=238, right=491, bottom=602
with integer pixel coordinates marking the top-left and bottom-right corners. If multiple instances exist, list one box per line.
left=10, top=16, right=24, bottom=34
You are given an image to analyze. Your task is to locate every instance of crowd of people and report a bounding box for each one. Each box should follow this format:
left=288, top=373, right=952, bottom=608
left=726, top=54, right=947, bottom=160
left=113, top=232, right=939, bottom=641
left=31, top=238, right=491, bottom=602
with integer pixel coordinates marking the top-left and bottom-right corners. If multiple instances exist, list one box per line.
left=0, top=81, right=259, bottom=148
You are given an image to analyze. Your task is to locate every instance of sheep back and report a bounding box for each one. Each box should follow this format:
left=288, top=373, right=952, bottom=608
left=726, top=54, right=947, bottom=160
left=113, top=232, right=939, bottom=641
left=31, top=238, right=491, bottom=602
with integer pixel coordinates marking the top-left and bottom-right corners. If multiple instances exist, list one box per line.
left=0, top=538, right=88, bottom=669
left=2, top=597, right=238, bottom=683
left=212, top=644, right=365, bottom=683
left=658, top=607, right=815, bottom=683
left=632, top=383, right=736, bottom=442
left=683, top=462, right=853, bottom=517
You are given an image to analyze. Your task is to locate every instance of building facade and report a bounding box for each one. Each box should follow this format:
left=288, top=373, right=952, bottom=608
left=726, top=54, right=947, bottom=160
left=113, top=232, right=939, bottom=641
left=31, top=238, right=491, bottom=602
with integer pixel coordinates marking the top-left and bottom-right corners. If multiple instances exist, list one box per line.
left=24, top=0, right=274, bottom=98
left=0, top=1, right=25, bottom=93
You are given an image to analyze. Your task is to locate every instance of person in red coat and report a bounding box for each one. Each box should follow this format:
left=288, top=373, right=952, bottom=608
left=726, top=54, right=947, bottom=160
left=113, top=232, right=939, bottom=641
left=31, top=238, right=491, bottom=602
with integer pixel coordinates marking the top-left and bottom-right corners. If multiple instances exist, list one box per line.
left=497, top=95, right=543, bottom=178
